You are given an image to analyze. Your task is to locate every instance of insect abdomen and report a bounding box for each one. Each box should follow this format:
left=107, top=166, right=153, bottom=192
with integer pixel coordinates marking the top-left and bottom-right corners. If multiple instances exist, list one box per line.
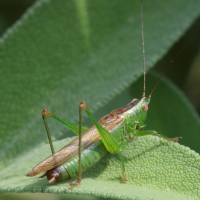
left=43, top=139, right=109, bottom=183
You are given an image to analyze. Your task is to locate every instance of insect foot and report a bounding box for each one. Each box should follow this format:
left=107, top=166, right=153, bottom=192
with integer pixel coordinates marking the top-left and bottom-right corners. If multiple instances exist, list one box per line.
left=167, top=137, right=182, bottom=142
left=122, top=172, right=128, bottom=183
left=69, top=180, right=81, bottom=187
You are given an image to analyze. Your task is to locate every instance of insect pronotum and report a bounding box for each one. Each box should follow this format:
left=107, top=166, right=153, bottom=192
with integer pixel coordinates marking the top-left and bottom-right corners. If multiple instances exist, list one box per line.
left=26, top=0, right=199, bottom=187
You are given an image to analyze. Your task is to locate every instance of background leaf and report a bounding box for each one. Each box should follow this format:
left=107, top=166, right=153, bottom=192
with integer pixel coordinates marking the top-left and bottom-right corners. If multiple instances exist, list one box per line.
left=1, top=73, right=200, bottom=199
left=0, top=0, right=200, bottom=199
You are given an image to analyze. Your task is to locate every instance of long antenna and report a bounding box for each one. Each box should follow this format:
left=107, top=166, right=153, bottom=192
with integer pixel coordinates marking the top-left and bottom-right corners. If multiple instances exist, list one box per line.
left=148, top=28, right=200, bottom=99
left=141, top=0, right=146, bottom=97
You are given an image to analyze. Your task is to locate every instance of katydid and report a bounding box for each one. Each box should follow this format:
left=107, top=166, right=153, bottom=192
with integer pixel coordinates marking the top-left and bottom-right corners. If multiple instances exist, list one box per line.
left=26, top=1, right=199, bottom=187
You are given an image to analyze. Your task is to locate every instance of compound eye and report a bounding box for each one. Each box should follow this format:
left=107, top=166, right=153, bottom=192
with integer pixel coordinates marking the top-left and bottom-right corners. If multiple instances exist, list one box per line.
left=142, top=103, right=148, bottom=112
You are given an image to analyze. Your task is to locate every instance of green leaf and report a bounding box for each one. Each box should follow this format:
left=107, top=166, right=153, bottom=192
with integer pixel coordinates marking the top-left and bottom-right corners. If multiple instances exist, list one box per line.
left=1, top=135, right=200, bottom=200
left=1, top=73, right=200, bottom=200
left=1, top=0, right=200, bottom=199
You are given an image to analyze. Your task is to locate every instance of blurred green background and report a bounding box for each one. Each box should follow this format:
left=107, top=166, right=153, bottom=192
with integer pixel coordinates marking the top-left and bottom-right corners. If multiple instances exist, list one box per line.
left=1, top=0, right=200, bottom=114
left=0, top=0, right=200, bottom=200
